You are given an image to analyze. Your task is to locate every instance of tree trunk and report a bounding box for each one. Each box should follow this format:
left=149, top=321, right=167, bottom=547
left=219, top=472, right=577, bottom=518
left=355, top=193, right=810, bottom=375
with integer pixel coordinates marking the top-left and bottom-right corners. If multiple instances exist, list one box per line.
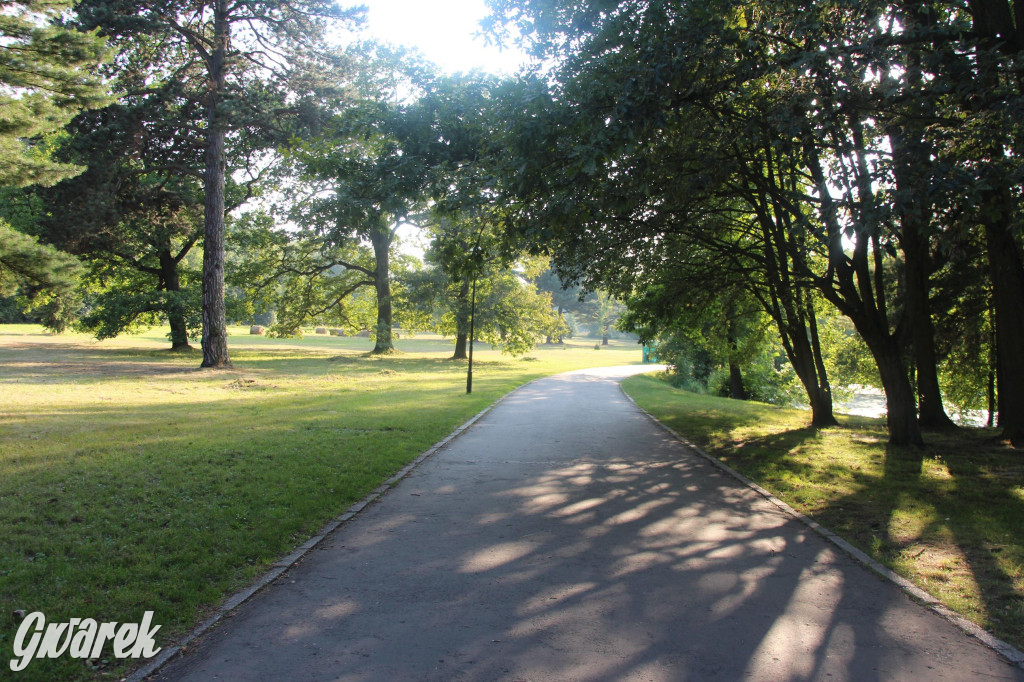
left=986, top=218, right=1024, bottom=445
left=786, top=336, right=838, bottom=427
left=889, top=119, right=956, bottom=430
left=199, top=0, right=231, bottom=369
left=453, top=333, right=468, bottom=360
left=904, top=229, right=954, bottom=428
left=862, top=328, right=924, bottom=446
left=370, top=225, right=394, bottom=354
left=728, top=362, right=746, bottom=400
left=160, top=250, right=191, bottom=350
left=452, top=279, right=469, bottom=359
left=601, top=332, right=609, bottom=345
left=726, top=315, right=746, bottom=400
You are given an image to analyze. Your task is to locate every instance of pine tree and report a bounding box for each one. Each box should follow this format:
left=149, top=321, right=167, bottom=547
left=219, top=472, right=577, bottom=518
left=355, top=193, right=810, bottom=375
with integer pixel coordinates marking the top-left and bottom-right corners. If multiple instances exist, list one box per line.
left=0, top=0, right=109, bottom=187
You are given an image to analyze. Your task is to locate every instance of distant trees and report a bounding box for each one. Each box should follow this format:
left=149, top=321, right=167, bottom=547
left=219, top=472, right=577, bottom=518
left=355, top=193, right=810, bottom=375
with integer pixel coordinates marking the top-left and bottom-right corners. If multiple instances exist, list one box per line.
left=408, top=212, right=564, bottom=358
left=270, top=48, right=442, bottom=353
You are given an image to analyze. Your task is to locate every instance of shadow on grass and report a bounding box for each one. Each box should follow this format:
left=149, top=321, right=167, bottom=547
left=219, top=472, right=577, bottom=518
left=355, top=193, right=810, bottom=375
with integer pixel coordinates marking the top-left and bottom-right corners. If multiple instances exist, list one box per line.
left=623, top=375, right=1024, bottom=652
left=717, top=427, right=1021, bottom=651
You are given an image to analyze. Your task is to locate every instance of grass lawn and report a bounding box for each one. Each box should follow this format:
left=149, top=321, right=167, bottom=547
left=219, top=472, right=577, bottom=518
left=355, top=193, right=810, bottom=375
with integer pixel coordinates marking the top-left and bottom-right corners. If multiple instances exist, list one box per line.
left=622, top=373, right=1024, bottom=654
left=0, top=324, right=641, bottom=680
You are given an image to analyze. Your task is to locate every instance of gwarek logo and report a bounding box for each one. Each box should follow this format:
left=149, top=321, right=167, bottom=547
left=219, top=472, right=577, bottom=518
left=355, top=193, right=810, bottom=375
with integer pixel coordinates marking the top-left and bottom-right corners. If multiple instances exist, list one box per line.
left=9, top=611, right=161, bottom=672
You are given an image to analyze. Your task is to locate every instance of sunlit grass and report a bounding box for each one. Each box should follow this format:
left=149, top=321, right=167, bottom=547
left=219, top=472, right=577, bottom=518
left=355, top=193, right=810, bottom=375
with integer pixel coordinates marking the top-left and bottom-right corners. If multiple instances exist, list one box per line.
left=622, top=373, right=1024, bottom=653
left=0, top=324, right=640, bottom=681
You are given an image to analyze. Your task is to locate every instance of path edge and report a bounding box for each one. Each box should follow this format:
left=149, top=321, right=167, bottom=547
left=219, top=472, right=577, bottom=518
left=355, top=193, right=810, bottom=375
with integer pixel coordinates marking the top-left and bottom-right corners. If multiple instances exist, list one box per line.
left=127, top=378, right=541, bottom=682
left=618, top=382, right=1024, bottom=671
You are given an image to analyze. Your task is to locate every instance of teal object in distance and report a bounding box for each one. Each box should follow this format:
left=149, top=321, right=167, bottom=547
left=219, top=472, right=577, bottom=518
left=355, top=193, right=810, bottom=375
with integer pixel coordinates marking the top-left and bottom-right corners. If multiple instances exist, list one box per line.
left=642, top=345, right=659, bottom=363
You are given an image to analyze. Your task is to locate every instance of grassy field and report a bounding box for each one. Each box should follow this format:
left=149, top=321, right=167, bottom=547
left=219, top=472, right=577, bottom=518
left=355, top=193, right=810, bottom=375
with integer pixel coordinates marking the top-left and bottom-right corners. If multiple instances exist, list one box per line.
left=622, top=373, right=1024, bottom=654
left=0, top=324, right=641, bottom=680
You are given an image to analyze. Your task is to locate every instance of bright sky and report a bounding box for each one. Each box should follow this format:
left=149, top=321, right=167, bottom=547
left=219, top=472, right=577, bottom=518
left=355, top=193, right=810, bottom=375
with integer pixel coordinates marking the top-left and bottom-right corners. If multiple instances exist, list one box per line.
left=347, top=0, right=528, bottom=75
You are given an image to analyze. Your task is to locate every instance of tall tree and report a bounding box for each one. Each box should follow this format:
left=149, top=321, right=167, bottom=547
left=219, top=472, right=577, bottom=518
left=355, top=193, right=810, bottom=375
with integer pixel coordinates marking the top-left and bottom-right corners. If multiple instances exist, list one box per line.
left=75, top=0, right=363, bottom=367
left=287, top=88, right=435, bottom=354
left=954, top=0, right=1024, bottom=444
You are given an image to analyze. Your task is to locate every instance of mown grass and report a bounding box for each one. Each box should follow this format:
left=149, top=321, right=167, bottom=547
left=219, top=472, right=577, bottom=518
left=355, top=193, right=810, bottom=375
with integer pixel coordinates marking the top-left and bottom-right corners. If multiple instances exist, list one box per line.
left=0, top=324, right=641, bottom=680
left=622, top=373, right=1024, bottom=653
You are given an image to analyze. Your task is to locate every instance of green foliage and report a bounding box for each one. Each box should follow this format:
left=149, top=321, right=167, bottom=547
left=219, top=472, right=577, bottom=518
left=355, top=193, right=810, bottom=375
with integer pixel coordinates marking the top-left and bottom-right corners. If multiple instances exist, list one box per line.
left=817, top=314, right=882, bottom=396
left=0, top=0, right=106, bottom=330
left=707, top=352, right=803, bottom=406
left=0, top=220, right=82, bottom=331
left=409, top=211, right=565, bottom=357
left=0, top=0, right=110, bottom=187
left=226, top=212, right=375, bottom=337
left=473, top=269, right=565, bottom=356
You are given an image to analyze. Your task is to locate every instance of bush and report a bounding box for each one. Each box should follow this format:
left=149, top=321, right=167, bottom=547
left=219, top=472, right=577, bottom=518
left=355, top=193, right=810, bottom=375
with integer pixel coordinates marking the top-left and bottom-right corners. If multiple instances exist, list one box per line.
left=708, top=357, right=802, bottom=406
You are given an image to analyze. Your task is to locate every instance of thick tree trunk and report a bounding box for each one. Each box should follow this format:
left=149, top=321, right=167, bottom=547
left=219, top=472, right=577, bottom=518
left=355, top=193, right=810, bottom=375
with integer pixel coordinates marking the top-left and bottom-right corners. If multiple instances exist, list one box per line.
left=904, top=231, right=954, bottom=428
left=453, top=333, right=468, bottom=360
left=370, top=226, right=394, bottom=354
left=728, top=362, right=746, bottom=400
left=889, top=122, right=956, bottom=430
left=986, top=219, right=1024, bottom=445
left=159, top=250, right=191, bottom=351
left=862, top=329, right=924, bottom=446
left=199, top=0, right=231, bottom=369
left=787, top=338, right=838, bottom=427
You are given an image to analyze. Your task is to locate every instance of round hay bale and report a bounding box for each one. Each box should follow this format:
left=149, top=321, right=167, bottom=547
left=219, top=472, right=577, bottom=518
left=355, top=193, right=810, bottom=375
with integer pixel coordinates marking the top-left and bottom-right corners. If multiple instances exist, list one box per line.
left=250, top=325, right=265, bottom=335
left=315, top=326, right=328, bottom=334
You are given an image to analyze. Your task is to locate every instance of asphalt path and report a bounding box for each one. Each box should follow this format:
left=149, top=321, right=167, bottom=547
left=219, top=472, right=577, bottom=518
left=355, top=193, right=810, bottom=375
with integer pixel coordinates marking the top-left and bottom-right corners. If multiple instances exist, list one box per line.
left=155, top=365, right=1024, bottom=681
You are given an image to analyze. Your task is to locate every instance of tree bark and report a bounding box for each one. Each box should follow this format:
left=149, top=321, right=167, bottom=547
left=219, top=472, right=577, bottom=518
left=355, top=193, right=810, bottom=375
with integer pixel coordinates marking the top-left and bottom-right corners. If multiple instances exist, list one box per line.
left=784, top=327, right=838, bottom=427
left=726, top=319, right=746, bottom=400
left=452, top=279, right=469, bottom=359
left=903, top=225, right=954, bottom=428
left=985, top=217, right=1024, bottom=445
left=888, top=107, right=956, bottom=429
left=728, top=362, right=746, bottom=400
left=453, top=333, right=468, bottom=360
left=199, top=0, right=231, bottom=369
left=855, top=315, right=924, bottom=446
left=159, top=250, right=191, bottom=350
left=370, top=225, right=394, bottom=354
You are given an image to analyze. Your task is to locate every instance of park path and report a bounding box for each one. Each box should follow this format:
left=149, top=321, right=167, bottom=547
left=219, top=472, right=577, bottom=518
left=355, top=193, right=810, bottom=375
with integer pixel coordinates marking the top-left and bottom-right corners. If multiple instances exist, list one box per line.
left=154, top=366, right=1023, bottom=681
